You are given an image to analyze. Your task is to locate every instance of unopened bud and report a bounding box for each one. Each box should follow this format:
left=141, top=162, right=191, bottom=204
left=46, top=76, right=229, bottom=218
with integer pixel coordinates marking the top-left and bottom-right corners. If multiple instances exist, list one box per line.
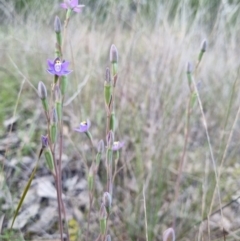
left=38, top=81, right=47, bottom=99
left=97, top=139, right=105, bottom=153
left=104, top=69, right=112, bottom=106
left=163, top=227, right=175, bottom=241
left=41, top=135, right=48, bottom=148
left=201, top=39, right=207, bottom=52
left=198, top=39, right=207, bottom=62
left=54, top=16, right=62, bottom=33
left=99, top=203, right=107, bottom=234
left=110, top=44, right=118, bottom=63
left=44, top=148, right=54, bottom=173
left=51, top=108, right=58, bottom=124
left=103, top=192, right=112, bottom=213
left=186, top=62, right=192, bottom=74
left=105, top=234, right=111, bottom=241
left=105, top=67, right=111, bottom=83
left=106, top=130, right=114, bottom=147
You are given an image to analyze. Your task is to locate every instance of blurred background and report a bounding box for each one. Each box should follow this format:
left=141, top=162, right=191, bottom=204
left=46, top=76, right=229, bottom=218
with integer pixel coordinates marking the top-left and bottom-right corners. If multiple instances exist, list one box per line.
left=1, top=0, right=240, bottom=240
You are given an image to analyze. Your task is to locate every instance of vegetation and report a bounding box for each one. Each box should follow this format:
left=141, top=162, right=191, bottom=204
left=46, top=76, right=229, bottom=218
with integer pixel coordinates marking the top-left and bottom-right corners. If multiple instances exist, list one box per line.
left=1, top=0, right=240, bottom=240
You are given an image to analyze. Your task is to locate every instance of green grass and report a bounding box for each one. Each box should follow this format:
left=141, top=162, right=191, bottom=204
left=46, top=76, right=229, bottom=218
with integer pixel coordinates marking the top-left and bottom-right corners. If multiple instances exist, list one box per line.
left=1, top=0, right=240, bottom=240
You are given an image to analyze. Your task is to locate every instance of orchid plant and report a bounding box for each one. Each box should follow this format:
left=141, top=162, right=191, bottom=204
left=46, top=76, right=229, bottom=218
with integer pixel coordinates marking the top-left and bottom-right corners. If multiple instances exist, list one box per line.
left=11, top=1, right=124, bottom=241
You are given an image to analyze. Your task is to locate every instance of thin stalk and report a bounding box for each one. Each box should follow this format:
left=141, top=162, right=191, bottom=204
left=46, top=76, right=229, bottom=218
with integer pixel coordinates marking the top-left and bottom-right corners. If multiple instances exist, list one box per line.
left=173, top=96, right=191, bottom=228
left=87, top=138, right=95, bottom=241
left=208, top=66, right=240, bottom=216
left=191, top=75, right=224, bottom=233
left=143, top=185, right=149, bottom=241
left=58, top=95, right=70, bottom=241
left=87, top=193, right=93, bottom=240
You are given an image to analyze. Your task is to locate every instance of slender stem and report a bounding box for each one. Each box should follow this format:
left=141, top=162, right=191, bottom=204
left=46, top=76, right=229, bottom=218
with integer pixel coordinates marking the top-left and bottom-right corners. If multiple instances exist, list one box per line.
left=87, top=138, right=95, bottom=241
left=143, top=185, right=149, bottom=241
left=192, top=75, right=224, bottom=231
left=87, top=193, right=93, bottom=240
left=173, top=97, right=191, bottom=228
left=58, top=96, right=70, bottom=241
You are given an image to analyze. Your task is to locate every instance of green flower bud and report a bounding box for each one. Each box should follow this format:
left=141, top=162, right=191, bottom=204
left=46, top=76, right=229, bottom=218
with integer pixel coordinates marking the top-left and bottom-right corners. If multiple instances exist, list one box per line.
left=99, top=203, right=107, bottom=235
left=56, top=101, right=62, bottom=121
left=198, top=39, right=207, bottom=62
left=97, top=139, right=105, bottom=154
left=38, top=81, right=47, bottom=99
left=38, top=82, right=48, bottom=111
left=103, top=192, right=112, bottom=214
left=44, top=148, right=54, bottom=173
left=106, top=131, right=114, bottom=147
left=50, top=124, right=57, bottom=144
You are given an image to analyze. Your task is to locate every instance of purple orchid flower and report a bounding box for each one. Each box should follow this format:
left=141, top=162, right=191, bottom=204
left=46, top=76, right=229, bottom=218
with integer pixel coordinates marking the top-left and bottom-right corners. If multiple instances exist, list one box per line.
left=112, top=141, right=124, bottom=151
left=47, top=58, right=72, bottom=76
left=60, top=0, right=85, bottom=13
left=41, top=135, right=49, bottom=148
left=74, top=120, right=91, bottom=133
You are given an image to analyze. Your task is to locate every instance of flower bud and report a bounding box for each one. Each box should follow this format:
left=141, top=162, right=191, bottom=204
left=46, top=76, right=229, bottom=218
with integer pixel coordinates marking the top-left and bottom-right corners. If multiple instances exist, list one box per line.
left=105, top=235, right=111, bottom=241
left=103, top=192, right=112, bottom=214
left=163, top=227, right=175, bottom=241
left=110, top=44, right=118, bottom=63
left=201, top=39, right=207, bottom=52
left=44, top=148, right=54, bottom=173
left=54, top=16, right=62, bottom=33
left=51, top=108, right=58, bottom=124
left=186, top=62, right=192, bottom=74
left=41, top=135, right=49, bottom=148
left=104, top=69, right=112, bottom=107
left=105, top=67, right=111, bottom=83
left=198, top=39, right=207, bottom=62
left=38, top=81, right=47, bottom=99
left=106, top=130, right=114, bottom=147
left=97, top=139, right=105, bottom=154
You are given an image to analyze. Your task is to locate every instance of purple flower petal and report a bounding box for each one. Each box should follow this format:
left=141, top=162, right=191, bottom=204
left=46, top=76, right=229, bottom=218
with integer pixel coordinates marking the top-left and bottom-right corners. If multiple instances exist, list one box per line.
left=47, top=59, right=54, bottom=68
left=41, top=135, right=49, bottom=148
left=60, top=3, right=68, bottom=9
left=62, top=70, right=72, bottom=75
left=112, top=141, right=124, bottom=151
left=73, top=5, right=84, bottom=12
left=47, top=58, right=72, bottom=76
left=75, top=120, right=91, bottom=133
left=47, top=69, right=57, bottom=75
left=70, top=0, right=78, bottom=8
left=61, top=61, right=70, bottom=69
